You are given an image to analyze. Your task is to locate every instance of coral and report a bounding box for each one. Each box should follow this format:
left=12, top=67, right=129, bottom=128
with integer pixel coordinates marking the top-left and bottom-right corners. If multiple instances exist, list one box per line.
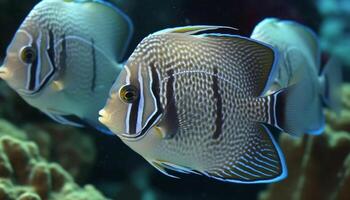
left=0, top=135, right=106, bottom=200
left=325, top=84, right=350, bottom=132
left=258, top=84, right=350, bottom=200
left=23, top=124, right=96, bottom=183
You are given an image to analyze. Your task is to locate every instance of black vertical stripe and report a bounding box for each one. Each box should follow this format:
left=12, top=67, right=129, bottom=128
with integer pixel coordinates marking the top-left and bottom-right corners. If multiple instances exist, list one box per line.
left=48, top=30, right=56, bottom=68
left=212, top=67, right=223, bottom=139
left=150, top=64, right=162, bottom=112
left=268, top=95, right=275, bottom=126
left=160, top=69, right=179, bottom=139
left=91, top=39, right=97, bottom=92
left=128, top=67, right=140, bottom=135
left=28, top=42, right=38, bottom=91
left=33, top=30, right=57, bottom=93
left=139, top=64, right=163, bottom=137
left=274, top=91, right=286, bottom=131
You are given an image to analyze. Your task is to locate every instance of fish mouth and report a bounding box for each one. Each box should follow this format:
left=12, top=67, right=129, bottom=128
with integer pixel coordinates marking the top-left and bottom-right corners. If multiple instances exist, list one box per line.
left=0, top=68, right=6, bottom=78
left=98, top=109, right=111, bottom=126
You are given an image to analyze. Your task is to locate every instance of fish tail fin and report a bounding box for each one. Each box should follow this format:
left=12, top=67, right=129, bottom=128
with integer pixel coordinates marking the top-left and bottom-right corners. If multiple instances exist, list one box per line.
left=320, top=57, right=342, bottom=114
left=267, top=76, right=325, bottom=136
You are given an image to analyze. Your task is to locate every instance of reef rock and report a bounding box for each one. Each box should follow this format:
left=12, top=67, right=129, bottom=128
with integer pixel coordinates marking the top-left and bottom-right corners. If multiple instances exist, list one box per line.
left=0, top=135, right=106, bottom=200
left=259, top=84, right=350, bottom=200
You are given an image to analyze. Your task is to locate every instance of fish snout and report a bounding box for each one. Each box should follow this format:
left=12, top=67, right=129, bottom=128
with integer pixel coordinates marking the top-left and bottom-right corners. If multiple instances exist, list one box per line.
left=0, top=66, right=8, bottom=79
left=98, top=109, right=111, bottom=125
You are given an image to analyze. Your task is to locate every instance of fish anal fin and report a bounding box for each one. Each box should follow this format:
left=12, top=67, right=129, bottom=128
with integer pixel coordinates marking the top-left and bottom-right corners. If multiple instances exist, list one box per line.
left=201, top=124, right=287, bottom=184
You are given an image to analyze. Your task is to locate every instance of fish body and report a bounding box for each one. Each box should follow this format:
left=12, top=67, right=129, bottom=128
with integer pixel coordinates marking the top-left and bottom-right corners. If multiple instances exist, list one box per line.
left=0, top=0, right=133, bottom=133
left=99, top=23, right=341, bottom=183
left=251, top=18, right=320, bottom=92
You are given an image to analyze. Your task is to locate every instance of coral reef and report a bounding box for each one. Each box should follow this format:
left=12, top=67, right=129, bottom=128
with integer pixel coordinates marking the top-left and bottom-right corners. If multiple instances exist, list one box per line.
left=318, top=0, right=350, bottom=67
left=23, top=124, right=96, bottom=183
left=0, top=133, right=106, bottom=200
left=259, top=84, right=350, bottom=200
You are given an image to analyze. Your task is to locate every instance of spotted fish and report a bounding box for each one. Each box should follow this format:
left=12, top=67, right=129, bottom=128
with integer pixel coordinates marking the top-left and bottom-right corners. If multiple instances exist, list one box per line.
left=0, top=0, right=133, bottom=134
left=99, top=24, right=341, bottom=183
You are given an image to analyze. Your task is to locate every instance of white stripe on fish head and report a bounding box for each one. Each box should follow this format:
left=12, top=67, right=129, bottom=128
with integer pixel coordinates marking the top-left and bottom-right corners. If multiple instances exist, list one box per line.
left=143, top=65, right=162, bottom=130
left=124, top=65, right=132, bottom=134
left=24, top=30, right=42, bottom=92
left=137, top=64, right=145, bottom=133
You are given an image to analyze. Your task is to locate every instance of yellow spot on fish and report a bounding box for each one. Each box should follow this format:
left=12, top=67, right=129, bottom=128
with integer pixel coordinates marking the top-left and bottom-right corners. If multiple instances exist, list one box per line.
left=153, top=126, right=166, bottom=139
left=51, top=81, right=64, bottom=91
left=0, top=67, right=11, bottom=79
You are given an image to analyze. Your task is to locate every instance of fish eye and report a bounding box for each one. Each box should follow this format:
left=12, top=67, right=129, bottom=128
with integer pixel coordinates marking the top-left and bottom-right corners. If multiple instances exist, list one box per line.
left=20, top=46, right=37, bottom=64
left=119, top=85, right=139, bottom=103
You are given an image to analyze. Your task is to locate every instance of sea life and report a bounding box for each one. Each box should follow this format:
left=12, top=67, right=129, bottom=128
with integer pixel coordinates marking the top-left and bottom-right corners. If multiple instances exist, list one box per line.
left=99, top=22, right=341, bottom=183
left=258, top=84, right=350, bottom=200
left=0, top=132, right=106, bottom=200
left=0, top=0, right=133, bottom=134
left=317, top=0, right=350, bottom=67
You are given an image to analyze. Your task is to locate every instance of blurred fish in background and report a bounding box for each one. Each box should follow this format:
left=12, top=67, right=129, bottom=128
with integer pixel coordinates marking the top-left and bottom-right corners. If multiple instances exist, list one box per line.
left=0, top=0, right=133, bottom=134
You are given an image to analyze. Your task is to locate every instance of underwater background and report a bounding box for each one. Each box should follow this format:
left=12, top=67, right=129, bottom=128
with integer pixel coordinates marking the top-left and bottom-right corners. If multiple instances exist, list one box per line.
left=0, top=0, right=350, bottom=199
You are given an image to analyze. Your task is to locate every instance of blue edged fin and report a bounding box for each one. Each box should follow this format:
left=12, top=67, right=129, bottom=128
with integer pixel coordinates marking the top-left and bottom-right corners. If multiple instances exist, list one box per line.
left=92, top=0, right=134, bottom=60
left=190, top=33, right=278, bottom=97
left=44, top=112, right=85, bottom=127
left=72, top=0, right=134, bottom=62
left=148, top=124, right=287, bottom=184
left=200, top=124, right=287, bottom=184
left=148, top=159, right=204, bottom=179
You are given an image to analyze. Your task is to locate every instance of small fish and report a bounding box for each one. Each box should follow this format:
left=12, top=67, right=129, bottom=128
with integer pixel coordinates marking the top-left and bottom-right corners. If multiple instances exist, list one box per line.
left=0, top=0, right=133, bottom=134
left=99, top=23, right=341, bottom=183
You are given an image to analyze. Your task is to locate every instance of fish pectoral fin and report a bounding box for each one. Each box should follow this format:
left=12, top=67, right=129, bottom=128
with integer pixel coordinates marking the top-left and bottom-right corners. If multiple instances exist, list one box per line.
left=44, top=112, right=85, bottom=127
left=153, top=25, right=237, bottom=36
left=200, top=124, right=287, bottom=184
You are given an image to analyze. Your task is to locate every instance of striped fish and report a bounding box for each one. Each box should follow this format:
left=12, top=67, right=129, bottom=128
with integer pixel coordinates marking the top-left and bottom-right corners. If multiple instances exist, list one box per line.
left=0, top=0, right=133, bottom=134
left=99, top=24, right=341, bottom=183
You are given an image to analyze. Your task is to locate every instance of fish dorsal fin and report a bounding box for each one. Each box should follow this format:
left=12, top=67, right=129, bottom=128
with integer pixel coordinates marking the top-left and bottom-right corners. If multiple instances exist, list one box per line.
left=199, top=34, right=278, bottom=97
left=63, top=0, right=134, bottom=62
left=153, top=25, right=237, bottom=36
left=251, top=18, right=320, bottom=70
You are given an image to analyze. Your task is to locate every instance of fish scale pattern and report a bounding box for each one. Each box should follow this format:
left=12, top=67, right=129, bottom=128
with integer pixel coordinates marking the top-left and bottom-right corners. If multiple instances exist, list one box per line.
left=130, top=32, right=283, bottom=181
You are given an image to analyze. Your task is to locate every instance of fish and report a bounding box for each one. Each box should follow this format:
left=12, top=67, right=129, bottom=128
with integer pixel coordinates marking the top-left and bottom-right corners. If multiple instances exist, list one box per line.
left=0, top=0, right=133, bottom=134
left=98, top=23, right=341, bottom=183
left=251, top=18, right=342, bottom=129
